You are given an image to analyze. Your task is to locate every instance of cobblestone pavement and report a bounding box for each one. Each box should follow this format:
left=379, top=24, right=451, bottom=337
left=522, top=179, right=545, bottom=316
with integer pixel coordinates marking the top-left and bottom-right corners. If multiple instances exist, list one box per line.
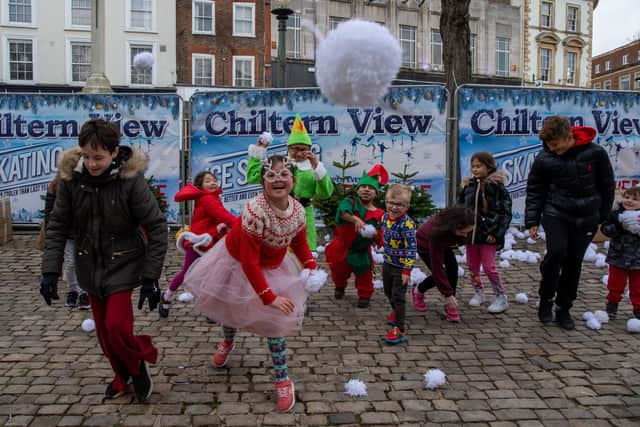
left=1, top=233, right=640, bottom=427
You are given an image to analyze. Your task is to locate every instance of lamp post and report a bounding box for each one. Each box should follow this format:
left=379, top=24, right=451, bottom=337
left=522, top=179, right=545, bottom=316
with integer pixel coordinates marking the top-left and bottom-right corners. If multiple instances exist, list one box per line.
left=83, top=0, right=112, bottom=93
left=271, top=1, right=293, bottom=88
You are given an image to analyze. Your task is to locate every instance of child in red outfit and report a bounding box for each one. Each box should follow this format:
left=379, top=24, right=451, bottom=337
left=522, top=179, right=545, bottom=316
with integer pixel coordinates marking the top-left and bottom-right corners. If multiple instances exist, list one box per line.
left=326, top=164, right=387, bottom=308
left=159, top=171, right=236, bottom=318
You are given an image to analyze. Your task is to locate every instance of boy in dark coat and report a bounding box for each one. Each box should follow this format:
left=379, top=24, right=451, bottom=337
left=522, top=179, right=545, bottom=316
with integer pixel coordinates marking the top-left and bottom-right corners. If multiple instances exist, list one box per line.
left=525, top=115, right=615, bottom=330
left=41, top=119, right=168, bottom=402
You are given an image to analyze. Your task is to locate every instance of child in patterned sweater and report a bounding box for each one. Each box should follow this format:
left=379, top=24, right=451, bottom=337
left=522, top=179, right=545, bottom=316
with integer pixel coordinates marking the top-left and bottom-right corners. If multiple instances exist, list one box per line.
left=381, top=184, right=417, bottom=344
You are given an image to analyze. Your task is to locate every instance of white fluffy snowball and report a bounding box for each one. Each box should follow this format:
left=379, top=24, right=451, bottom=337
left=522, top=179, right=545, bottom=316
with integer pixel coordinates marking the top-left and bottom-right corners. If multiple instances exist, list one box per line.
left=583, top=311, right=595, bottom=321
left=133, top=51, right=154, bottom=71
left=457, top=266, right=465, bottom=277
left=594, top=310, right=609, bottom=323
left=81, top=318, right=95, bottom=332
left=410, top=268, right=427, bottom=286
left=360, top=224, right=377, bottom=238
left=627, top=318, right=640, bottom=333
left=500, top=250, right=514, bottom=260
left=314, top=19, right=401, bottom=106
left=257, top=131, right=273, bottom=146
left=604, top=240, right=610, bottom=249
left=586, top=318, right=602, bottom=330
left=526, top=237, right=536, bottom=245
left=499, top=260, right=511, bottom=269
left=303, top=269, right=328, bottom=293
left=595, top=256, right=607, bottom=268
left=514, top=293, right=528, bottom=304
left=372, top=252, right=385, bottom=265
left=344, top=379, right=368, bottom=397
left=178, top=292, right=194, bottom=302
left=455, top=254, right=465, bottom=264
left=424, top=369, right=446, bottom=389
left=316, top=245, right=326, bottom=254
left=602, top=275, right=609, bottom=285
left=373, top=279, right=384, bottom=289
left=619, top=211, right=640, bottom=234
left=583, top=249, right=598, bottom=263
left=312, top=251, right=319, bottom=259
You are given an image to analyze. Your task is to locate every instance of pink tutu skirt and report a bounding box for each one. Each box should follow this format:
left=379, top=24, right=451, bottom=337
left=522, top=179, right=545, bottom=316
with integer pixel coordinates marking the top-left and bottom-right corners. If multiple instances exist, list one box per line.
left=183, top=237, right=307, bottom=337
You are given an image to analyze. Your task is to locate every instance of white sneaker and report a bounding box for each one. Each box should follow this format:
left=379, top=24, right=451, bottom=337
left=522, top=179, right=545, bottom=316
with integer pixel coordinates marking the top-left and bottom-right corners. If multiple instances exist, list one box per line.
left=468, top=290, right=484, bottom=306
left=488, top=295, right=509, bottom=313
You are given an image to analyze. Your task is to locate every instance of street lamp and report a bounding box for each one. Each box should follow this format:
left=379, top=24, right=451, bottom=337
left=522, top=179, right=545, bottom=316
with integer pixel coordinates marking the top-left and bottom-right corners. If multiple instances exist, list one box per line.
left=271, top=0, right=293, bottom=88
left=83, top=0, right=112, bottom=93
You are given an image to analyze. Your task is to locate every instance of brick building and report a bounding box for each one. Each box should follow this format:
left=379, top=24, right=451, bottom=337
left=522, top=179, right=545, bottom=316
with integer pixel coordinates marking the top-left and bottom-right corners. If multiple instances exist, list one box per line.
left=176, top=0, right=271, bottom=91
left=591, top=39, right=640, bottom=91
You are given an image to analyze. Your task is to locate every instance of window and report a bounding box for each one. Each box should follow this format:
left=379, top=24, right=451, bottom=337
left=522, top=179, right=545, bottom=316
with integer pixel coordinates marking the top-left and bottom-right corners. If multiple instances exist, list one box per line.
left=329, top=16, right=347, bottom=30
left=233, top=56, right=254, bottom=87
left=593, top=82, right=601, bottom=89
left=541, top=1, right=552, bottom=28
left=286, top=14, right=301, bottom=59
left=496, top=37, right=510, bottom=77
left=634, top=72, right=640, bottom=89
left=605, top=60, right=611, bottom=71
left=192, top=0, right=214, bottom=34
left=192, top=54, right=214, bottom=86
left=8, top=0, right=32, bottom=24
left=470, top=34, right=477, bottom=73
left=620, top=75, right=631, bottom=90
left=130, top=44, right=153, bottom=85
left=129, top=0, right=153, bottom=31
left=604, top=80, right=611, bottom=90
left=233, top=3, right=255, bottom=37
left=70, top=42, right=91, bottom=83
left=8, top=38, right=33, bottom=81
left=70, top=0, right=90, bottom=27
left=622, top=54, right=629, bottom=65
left=567, top=6, right=578, bottom=32
left=431, top=30, right=443, bottom=71
left=566, top=51, right=577, bottom=85
left=638, top=50, right=640, bottom=61
left=399, top=25, right=416, bottom=68
left=539, top=47, right=551, bottom=82
left=594, top=63, right=600, bottom=74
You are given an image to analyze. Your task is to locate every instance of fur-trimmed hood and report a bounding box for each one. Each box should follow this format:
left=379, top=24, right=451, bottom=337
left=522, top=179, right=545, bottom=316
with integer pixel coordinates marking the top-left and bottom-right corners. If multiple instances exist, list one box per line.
left=462, top=169, right=507, bottom=187
left=58, top=146, right=148, bottom=181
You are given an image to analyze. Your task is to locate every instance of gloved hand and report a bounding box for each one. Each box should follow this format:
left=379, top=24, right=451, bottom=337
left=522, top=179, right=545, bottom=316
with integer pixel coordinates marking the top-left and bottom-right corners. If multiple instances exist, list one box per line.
left=138, top=278, right=160, bottom=311
left=40, top=273, right=60, bottom=306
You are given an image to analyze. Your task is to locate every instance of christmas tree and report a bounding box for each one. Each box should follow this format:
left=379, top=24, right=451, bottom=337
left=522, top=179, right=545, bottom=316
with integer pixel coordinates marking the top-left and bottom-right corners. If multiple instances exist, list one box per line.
left=147, top=176, right=169, bottom=215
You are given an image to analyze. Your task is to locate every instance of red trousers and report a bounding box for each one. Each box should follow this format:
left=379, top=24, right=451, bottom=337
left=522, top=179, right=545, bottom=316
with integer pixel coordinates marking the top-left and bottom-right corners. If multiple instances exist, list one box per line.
left=88, top=290, right=158, bottom=391
left=607, top=265, right=640, bottom=310
left=329, top=260, right=374, bottom=299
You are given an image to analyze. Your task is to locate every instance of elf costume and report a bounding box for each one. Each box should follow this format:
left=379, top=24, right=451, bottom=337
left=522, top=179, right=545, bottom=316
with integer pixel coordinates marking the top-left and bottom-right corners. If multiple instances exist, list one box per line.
left=246, top=114, right=334, bottom=250
left=325, top=165, right=387, bottom=304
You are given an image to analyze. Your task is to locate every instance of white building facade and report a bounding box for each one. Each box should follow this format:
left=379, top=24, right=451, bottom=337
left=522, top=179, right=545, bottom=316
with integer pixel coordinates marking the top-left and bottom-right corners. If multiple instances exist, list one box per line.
left=0, top=0, right=176, bottom=90
left=522, top=0, right=597, bottom=87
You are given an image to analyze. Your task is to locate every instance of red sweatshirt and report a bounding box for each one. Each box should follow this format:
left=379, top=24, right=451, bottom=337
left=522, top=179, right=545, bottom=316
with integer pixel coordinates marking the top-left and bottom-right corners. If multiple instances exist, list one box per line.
left=225, top=193, right=318, bottom=305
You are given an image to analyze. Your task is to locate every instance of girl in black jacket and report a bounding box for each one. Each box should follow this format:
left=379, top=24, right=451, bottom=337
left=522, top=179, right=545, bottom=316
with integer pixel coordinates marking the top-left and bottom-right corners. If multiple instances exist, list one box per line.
left=525, top=115, right=615, bottom=330
left=458, top=152, right=512, bottom=314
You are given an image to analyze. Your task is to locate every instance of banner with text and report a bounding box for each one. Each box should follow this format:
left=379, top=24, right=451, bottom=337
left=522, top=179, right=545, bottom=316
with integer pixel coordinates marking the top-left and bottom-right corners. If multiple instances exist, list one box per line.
left=0, top=94, right=182, bottom=223
left=190, top=86, right=448, bottom=218
left=458, top=86, right=640, bottom=224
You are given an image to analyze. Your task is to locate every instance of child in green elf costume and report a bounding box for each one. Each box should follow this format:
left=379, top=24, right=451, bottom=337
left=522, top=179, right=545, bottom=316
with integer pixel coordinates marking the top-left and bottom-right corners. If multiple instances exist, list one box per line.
left=246, top=114, right=334, bottom=251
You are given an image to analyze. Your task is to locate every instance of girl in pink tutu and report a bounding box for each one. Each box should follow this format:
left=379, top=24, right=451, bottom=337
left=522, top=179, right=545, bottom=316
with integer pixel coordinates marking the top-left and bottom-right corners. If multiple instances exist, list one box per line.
left=184, top=154, right=318, bottom=413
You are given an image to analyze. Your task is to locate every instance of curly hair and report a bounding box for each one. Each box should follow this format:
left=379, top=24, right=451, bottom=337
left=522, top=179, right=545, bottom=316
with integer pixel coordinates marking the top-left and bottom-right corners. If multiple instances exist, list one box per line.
left=78, top=119, right=121, bottom=153
left=539, top=116, right=572, bottom=144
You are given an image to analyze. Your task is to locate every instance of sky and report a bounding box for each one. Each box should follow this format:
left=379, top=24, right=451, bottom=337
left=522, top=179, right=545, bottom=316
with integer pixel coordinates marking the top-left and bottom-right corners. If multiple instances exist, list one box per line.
left=592, top=0, right=640, bottom=56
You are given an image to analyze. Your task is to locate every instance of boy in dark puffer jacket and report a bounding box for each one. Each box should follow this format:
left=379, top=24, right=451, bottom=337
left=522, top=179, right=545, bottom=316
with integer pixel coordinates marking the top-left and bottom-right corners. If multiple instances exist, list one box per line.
left=525, top=115, right=615, bottom=330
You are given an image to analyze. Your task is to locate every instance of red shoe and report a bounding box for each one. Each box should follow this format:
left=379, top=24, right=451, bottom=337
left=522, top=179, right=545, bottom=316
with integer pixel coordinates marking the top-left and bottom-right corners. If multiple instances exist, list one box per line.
left=386, top=310, right=396, bottom=326
left=412, top=287, right=427, bottom=312
left=212, top=341, right=234, bottom=367
left=275, top=379, right=295, bottom=412
left=383, top=326, right=407, bottom=344
left=443, top=304, right=461, bottom=322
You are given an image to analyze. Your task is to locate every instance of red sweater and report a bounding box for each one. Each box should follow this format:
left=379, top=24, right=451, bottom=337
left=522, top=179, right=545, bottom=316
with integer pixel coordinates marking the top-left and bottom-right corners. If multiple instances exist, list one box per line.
left=175, top=184, right=236, bottom=248
left=225, top=193, right=317, bottom=305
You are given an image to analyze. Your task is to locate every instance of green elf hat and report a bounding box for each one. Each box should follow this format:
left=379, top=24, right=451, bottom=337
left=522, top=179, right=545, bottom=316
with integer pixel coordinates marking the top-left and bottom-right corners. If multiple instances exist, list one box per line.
left=357, top=164, right=389, bottom=192
left=287, top=114, right=312, bottom=146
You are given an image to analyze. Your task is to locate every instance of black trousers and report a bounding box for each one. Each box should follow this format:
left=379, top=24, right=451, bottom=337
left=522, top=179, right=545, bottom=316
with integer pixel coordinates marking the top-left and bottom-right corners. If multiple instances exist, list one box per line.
left=539, top=215, right=596, bottom=309
left=383, top=264, right=407, bottom=331
left=417, top=248, right=458, bottom=296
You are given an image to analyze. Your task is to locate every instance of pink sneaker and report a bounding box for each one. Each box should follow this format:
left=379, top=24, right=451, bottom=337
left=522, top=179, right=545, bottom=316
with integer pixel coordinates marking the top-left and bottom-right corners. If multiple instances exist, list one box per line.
left=275, top=379, right=295, bottom=412
left=412, top=287, right=427, bottom=312
left=212, top=341, right=234, bottom=367
left=443, top=304, right=461, bottom=322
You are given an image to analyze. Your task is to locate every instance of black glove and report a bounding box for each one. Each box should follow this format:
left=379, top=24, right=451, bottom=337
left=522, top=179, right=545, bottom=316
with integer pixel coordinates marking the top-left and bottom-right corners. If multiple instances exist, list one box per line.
left=138, top=278, right=160, bottom=311
left=40, top=273, right=59, bottom=306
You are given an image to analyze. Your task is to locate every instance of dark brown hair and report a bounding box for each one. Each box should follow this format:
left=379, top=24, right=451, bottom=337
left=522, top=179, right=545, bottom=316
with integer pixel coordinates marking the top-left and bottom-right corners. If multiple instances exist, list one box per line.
left=624, top=186, right=640, bottom=199
left=78, top=119, right=121, bottom=153
left=470, top=151, right=497, bottom=174
left=193, top=171, right=215, bottom=190
left=429, top=207, right=475, bottom=239
left=539, top=116, right=572, bottom=144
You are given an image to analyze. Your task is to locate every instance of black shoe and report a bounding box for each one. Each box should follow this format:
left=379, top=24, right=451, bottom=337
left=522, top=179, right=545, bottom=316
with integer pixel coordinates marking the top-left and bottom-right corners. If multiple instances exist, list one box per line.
left=538, top=299, right=553, bottom=324
left=634, top=309, right=640, bottom=320
left=605, top=302, right=618, bottom=319
left=104, top=381, right=127, bottom=400
left=132, top=360, right=153, bottom=402
left=158, top=293, right=170, bottom=318
left=65, top=291, right=78, bottom=308
left=555, top=308, right=575, bottom=330
left=334, top=287, right=345, bottom=300
left=77, top=293, right=90, bottom=310
left=357, top=297, right=370, bottom=308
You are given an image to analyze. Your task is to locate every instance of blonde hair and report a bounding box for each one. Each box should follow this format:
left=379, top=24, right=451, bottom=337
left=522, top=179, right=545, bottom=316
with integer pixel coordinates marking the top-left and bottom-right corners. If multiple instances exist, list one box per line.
left=386, top=183, right=412, bottom=202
